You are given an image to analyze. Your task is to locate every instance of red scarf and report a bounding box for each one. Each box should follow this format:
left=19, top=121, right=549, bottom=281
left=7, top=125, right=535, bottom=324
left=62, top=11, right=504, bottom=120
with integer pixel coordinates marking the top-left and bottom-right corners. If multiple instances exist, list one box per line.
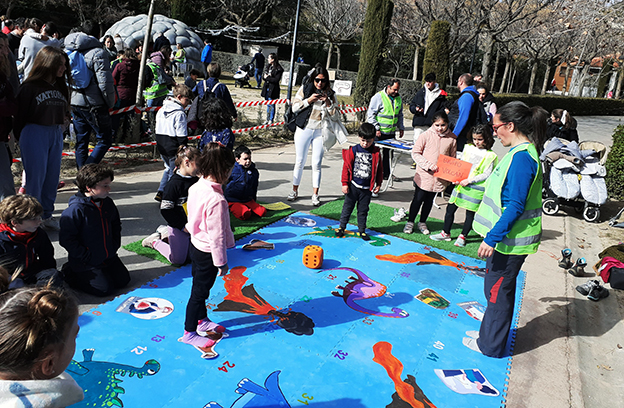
left=0, top=223, right=36, bottom=244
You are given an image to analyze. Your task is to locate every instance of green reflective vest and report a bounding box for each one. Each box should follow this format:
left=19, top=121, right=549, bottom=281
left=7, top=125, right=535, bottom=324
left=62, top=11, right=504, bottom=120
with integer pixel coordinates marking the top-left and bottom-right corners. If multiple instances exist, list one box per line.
left=449, top=145, right=499, bottom=212
left=376, top=91, right=402, bottom=136
left=473, top=143, right=542, bottom=255
left=144, top=62, right=169, bottom=100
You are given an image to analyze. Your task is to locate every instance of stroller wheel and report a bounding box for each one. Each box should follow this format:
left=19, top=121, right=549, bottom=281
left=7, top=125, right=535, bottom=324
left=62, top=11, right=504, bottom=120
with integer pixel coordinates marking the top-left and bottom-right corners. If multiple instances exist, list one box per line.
left=583, top=206, right=600, bottom=223
left=542, top=198, right=559, bottom=215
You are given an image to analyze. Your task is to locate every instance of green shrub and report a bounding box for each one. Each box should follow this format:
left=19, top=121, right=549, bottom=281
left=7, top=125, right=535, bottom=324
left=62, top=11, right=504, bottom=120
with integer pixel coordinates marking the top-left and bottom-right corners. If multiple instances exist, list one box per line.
left=605, top=125, right=624, bottom=200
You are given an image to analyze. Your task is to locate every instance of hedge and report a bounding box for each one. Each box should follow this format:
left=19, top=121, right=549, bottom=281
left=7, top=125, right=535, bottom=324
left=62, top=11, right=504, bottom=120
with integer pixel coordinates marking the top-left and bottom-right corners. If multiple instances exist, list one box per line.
left=605, top=125, right=624, bottom=200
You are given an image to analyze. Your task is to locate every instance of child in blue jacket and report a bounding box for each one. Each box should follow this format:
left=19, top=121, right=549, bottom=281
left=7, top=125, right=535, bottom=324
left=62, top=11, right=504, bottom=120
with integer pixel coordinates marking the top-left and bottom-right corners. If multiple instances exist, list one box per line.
left=224, top=145, right=266, bottom=220
left=60, top=163, right=130, bottom=296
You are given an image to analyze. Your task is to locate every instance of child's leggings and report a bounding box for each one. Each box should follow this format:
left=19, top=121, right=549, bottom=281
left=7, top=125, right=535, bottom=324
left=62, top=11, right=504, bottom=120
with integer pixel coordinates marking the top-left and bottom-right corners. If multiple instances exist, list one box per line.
left=443, top=203, right=475, bottom=237
left=185, top=244, right=218, bottom=332
left=152, top=227, right=190, bottom=265
left=229, top=201, right=267, bottom=220
left=407, top=183, right=436, bottom=223
left=292, top=127, right=324, bottom=188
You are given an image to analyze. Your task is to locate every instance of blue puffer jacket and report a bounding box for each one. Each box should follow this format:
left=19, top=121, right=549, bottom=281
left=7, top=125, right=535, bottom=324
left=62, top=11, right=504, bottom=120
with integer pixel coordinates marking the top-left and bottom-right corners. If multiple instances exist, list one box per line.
left=64, top=32, right=115, bottom=109
left=59, top=192, right=121, bottom=268
left=224, top=162, right=259, bottom=203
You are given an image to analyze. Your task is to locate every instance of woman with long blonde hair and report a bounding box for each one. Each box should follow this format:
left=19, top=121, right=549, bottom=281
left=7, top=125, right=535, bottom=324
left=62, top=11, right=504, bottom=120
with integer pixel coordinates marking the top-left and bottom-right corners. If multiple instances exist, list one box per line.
left=14, top=46, right=71, bottom=229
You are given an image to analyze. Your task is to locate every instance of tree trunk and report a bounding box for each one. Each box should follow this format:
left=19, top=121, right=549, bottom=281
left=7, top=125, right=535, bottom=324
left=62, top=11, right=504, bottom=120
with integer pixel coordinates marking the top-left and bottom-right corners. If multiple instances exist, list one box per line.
left=336, top=45, right=341, bottom=70
left=480, top=33, right=495, bottom=81
left=412, top=45, right=420, bottom=81
left=499, top=58, right=510, bottom=93
left=326, top=41, right=333, bottom=69
left=507, top=65, right=516, bottom=93
left=236, top=30, right=243, bottom=55
left=491, top=46, right=500, bottom=91
left=541, top=63, right=551, bottom=95
left=616, top=69, right=624, bottom=99
left=528, top=61, right=538, bottom=95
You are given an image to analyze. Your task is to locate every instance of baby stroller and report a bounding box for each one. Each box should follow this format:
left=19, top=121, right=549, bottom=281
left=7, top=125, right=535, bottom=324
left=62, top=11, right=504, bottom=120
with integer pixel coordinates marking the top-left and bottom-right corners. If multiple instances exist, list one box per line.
left=541, top=138, right=608, bottom=222
left=234, top=63, right=254, bottom=88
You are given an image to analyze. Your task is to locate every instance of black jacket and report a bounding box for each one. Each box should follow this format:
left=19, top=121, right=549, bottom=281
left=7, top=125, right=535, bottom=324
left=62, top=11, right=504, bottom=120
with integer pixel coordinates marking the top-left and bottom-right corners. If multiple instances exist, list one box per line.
left=60, top=192, right=121, bottom=268
left=261, top=63, right=284, bottom=100
left=0, top=225, right=56, bottom=282
left=409, top=86, right=447, bottom=127
left=547, top=121, right=579, bottom=143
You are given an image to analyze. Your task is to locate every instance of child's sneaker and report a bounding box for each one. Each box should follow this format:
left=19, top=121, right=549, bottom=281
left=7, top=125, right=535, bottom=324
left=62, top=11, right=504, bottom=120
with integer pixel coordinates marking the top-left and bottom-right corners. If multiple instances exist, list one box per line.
left=587, top=284, right=609, bottom=301
left=359, top=232, right=371, bottom=241
left=180, top=331, right=217, bottom=348
left=287, top=190, right=298, bottom=201
left=454, top=234, right=467, bottom=247
left=390, top=207, right=407, bottom=222
left=335, top=227, right=345, bottom=238
left=197, top=318, right=226, bottom=334
left=430, top=231, right=451, bottom=241
left=576, top=280, right=600, bottom=296
left=403, top=221, right=414, bottom=234
left=142, top=232, right=161, bottom=248
left=156, top=225, right=170, bottom=239
left=417, top=222, right=429, bottom=235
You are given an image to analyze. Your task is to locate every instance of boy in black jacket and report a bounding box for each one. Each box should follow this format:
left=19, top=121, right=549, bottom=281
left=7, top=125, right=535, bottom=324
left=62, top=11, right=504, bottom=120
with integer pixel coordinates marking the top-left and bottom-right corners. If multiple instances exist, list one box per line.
left=224, top=145, right=266, bottom=220
left=60, top=163, right=130, bottom=296
left=0, top=195, right=62, bottom=287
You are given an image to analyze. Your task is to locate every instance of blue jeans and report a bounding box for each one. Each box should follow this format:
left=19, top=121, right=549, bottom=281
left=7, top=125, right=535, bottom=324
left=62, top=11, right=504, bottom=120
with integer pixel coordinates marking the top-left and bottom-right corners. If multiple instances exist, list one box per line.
left=19, top=124, right=63, bottom=219
left=266, top=98, right=275, bottom=122
left=158, top=154, right=176, bottom=192
left=255, top=68, right=262, bottom=88
left=72, top=106, right=113, bottom=168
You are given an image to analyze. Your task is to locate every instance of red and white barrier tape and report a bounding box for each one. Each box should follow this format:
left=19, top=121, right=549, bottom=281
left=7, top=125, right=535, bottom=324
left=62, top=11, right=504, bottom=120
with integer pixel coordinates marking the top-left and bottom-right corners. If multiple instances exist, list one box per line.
left=235, top=99, right=289, bottom=108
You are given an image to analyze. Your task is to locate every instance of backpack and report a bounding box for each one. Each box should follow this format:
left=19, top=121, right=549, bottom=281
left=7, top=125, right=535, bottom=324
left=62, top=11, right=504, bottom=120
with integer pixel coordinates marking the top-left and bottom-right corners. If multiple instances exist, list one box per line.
left=461, top=90, right=489, bottom=126
left=67, top=50, right=93, bottom=90
left=187, top=81, right=221, bottom=131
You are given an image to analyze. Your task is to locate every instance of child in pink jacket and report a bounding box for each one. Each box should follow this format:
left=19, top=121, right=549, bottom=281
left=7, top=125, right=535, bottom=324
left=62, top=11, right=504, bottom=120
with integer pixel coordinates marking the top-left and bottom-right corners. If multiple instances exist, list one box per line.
left=181, top=142, right=235, bottom=357
left=403, top=111, right=457, bottom=235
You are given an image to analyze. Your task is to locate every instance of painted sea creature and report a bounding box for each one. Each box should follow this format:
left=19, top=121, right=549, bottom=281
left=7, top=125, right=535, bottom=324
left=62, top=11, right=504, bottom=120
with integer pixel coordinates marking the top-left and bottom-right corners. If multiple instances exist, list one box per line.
left=434, top=369, right=500, bottom=396
left=376, top=250, right=487, bottom=277
left=216, top=266, right=315, bottom=335
left=204, top=371, right=290, bottom=408
left=66, top=349, right=160, bottom=408
left=328, top=267, right=409, bottom=318
left=373, top=341, right=437, bottom=408
left=284, top=216, right=316, bottom=227
left=304, top=226, right=390, bottom=246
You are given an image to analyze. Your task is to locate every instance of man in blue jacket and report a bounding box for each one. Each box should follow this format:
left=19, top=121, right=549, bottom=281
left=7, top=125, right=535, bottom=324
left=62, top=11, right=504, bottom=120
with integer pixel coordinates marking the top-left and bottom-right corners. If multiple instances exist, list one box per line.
left=448, top=73, right=479, bottom=151
left=201, top=39, right=212, bottom=77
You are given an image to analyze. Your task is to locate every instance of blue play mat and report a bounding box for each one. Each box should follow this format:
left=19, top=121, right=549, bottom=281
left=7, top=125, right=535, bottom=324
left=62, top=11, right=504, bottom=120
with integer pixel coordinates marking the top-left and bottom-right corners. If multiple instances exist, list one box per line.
left=70, top=212, right=525, bottom=407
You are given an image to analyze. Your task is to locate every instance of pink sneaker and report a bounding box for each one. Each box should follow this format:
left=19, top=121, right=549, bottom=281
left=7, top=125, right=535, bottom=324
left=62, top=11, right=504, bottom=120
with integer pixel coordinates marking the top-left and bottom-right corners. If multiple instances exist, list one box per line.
left=197, top=318, right=226, bottom=334
left=180, top=331, right=216, bottom=348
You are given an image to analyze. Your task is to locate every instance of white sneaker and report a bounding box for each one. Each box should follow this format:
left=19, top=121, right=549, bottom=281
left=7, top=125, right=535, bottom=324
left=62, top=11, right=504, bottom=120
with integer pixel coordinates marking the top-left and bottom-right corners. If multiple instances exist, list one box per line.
left=430, top=231, right=451, bottom=241
left=156, top=225, right=170, bottom=239
left=462, top=336, right=482, bottom=354
left=372, top=192, right=379, bottom=198
left=311, top=194, right=321, bottom=206
left=465, top=330, right=479, bottom=339
left=390, top=207, right=407, bottom=222
left=454, top=234, right=467, bottom=247
left=287, top=190, right=298, bottom=201
left=417, top=222, right=430, bottom=235
left=142, top=232, right=161, bottom=248
left=41, top=217, right=60, bottom=231
left=403, top=221, right=414, bottom=234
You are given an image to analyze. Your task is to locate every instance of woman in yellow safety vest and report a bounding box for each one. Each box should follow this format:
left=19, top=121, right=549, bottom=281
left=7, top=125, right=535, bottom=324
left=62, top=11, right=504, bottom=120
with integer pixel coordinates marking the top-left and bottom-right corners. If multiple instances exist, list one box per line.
left=464, top=101, right=548, bottom=358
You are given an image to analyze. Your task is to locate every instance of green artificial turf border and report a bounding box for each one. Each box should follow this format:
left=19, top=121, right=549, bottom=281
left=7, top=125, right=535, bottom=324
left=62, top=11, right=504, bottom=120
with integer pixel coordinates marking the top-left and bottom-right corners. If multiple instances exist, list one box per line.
left=310, top=197, right=480, bottom=258
left=123, top=206, right=297, bottom=265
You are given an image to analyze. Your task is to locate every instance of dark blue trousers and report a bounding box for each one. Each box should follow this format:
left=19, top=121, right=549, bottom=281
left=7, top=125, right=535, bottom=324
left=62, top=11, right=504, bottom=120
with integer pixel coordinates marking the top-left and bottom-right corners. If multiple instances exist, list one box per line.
left=339, top=186, right=372, bottom=233
left=477, top=251, right=527, bottom=358
left=185, top=243, right=219, bottom=332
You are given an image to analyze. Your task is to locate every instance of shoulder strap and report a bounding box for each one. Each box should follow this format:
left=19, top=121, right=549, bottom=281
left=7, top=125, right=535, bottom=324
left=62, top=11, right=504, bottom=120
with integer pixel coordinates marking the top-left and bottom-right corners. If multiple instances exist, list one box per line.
left=212, top=83, right=220, bottom=93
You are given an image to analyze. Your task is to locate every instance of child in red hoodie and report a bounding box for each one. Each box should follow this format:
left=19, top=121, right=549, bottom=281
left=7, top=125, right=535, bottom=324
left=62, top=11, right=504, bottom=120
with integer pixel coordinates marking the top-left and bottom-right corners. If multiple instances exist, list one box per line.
left=0, top=194, right=61, bottom=288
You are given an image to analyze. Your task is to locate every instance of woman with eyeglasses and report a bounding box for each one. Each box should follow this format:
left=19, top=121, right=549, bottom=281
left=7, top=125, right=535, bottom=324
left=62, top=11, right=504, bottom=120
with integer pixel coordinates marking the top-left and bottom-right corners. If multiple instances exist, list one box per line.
left=465, top=101, right=547, bottom=358
left=260, top=53, right=283, bottom=125
left=287, top=67, right=337, bottom=206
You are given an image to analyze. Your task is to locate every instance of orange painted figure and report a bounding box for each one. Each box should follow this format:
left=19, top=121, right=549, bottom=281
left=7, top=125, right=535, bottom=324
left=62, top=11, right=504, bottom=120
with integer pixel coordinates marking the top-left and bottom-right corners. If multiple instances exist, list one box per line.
left=376, top=251, right=486, bottom=277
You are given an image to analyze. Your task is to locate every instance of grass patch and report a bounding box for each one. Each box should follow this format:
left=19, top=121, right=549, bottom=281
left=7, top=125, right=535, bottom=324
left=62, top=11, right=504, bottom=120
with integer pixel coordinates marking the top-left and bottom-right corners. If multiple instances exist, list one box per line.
left=310, top=197, right=480, bottom=258
left=123, top=206, right=297, bottom=264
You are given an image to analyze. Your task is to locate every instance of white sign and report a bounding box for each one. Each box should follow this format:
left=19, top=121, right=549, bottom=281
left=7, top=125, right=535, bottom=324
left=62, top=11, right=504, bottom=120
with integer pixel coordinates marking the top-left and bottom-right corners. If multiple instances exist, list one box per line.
left=281, top=72, right=297, bottom=86
left=333, top=80, right=353, bottom=96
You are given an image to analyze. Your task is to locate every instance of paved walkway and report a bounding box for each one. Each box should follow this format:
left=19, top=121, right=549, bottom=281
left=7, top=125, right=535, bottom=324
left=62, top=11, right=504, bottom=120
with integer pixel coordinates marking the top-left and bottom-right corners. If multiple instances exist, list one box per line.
left=47, top=115, right=624, bottom=407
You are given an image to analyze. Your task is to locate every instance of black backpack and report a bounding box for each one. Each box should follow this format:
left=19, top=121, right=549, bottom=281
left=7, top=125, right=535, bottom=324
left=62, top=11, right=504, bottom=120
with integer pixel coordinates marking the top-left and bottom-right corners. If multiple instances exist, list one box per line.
left=187, top=81, right=220, bottom=131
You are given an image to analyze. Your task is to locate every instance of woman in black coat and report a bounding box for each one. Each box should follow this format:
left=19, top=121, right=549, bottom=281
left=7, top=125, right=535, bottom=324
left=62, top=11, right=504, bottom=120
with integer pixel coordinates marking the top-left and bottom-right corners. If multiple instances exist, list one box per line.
left=260, top=53, right=283, bottom=124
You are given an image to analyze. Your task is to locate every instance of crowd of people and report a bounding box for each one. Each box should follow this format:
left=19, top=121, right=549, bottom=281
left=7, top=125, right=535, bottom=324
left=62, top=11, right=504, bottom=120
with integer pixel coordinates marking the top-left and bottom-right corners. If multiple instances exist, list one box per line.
left=0, top=20, right=575, bottom=403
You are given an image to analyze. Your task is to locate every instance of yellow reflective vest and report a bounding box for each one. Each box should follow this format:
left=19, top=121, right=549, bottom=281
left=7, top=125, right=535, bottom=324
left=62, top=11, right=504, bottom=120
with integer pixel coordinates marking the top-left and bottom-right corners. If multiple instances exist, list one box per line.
left=449, top=145, right=499, bottom=212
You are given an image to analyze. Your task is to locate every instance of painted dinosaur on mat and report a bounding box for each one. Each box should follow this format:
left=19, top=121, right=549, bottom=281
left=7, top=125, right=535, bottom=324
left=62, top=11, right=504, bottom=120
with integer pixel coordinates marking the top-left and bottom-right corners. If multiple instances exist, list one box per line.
left=376, top=250, right=487, bottom=277
left=304, top=226, right=390, bottom=246
left=204, top=370, right=290, bottom=408
left=328, top=267, right=409, bottom=318
left=66, top=348, right=160, bottom=407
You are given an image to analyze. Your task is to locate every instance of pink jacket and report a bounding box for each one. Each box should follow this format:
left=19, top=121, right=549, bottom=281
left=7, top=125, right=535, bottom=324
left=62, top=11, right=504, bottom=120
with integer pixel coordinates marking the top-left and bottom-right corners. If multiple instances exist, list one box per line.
left=411, top=126, right=457, bottom=192
left=186, top=178, right=234, bottom=267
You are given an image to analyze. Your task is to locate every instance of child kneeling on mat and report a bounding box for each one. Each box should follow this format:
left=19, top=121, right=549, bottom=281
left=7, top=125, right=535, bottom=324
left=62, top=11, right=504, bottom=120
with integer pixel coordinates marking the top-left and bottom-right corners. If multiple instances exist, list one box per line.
left=60, top=163, right=130, bottom=296
left=336, top=123, right=383, bottom=241
left=224, top=145, right=266, bottom=220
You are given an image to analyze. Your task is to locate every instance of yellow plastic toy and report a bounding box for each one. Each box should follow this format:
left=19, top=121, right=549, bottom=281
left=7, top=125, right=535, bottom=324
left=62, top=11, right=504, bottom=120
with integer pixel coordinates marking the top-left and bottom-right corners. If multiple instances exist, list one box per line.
left=303, top=245, right=324, bottom=269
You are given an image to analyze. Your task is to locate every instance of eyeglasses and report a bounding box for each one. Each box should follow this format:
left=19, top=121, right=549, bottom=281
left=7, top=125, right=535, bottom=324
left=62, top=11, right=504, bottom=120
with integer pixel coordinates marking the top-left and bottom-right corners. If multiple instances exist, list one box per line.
left=314, top=78, right=327, bottom=83
left=492, top=122, right=509, bottom=132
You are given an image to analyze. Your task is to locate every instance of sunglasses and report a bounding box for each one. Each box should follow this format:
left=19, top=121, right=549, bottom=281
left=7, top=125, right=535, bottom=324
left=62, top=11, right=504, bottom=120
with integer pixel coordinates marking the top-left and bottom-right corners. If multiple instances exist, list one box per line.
left=314, top=78, right=327, bottom=83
